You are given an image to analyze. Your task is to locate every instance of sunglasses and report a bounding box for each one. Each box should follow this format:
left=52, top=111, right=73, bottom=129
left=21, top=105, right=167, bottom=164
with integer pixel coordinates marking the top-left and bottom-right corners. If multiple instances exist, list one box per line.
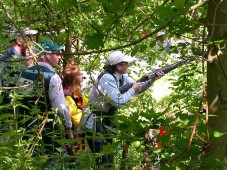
left=119, top=62, right=130, bottom=67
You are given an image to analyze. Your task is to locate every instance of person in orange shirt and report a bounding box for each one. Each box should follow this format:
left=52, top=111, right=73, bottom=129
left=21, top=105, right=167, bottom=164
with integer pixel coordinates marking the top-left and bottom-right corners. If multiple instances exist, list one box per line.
left=61, top=63, right=89, bottom=154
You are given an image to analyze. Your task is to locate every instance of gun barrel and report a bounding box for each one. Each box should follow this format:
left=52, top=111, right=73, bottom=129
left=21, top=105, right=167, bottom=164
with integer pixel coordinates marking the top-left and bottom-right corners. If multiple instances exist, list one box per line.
left=147, top=60, right=184, bottom=79
left=119, top=59, right=189, bottom=94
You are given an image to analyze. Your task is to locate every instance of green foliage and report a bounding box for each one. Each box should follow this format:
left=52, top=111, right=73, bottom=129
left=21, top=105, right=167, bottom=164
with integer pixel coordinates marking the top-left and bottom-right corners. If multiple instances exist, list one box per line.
left=111, top=59, right=205, bottom=169
left=1, top=0, right=224, bottom=169
left=84, top=32, right=104, bottom=50
left=213, top=131, right=227, bottom=138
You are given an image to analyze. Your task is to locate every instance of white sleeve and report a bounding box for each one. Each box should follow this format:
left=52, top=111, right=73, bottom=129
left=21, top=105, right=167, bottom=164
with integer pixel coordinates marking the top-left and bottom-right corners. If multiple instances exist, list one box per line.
left=48, top=74, right=72, bottom=128
left=98, top=74, right=135, bottom=108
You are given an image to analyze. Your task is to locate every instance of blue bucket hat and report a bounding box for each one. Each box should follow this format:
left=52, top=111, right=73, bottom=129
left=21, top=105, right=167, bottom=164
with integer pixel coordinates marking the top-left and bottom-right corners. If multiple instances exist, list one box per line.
left=40, top=39, right=64, bottom=52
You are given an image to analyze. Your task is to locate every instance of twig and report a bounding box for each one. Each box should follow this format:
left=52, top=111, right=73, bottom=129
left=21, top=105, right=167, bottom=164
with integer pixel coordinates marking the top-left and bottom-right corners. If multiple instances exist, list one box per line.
left=190, top=1, right=208, bottom=11
left=25, top=113, right=48, bottom=157
left=195, top=133, right=207, bottom=143
left=188, top=100, right=203, bottom=151
left=132, top=0, right=170, bottom=32
left=167, top=148, right=187, bottom=165
left=0, top=83, right=33, bottom=90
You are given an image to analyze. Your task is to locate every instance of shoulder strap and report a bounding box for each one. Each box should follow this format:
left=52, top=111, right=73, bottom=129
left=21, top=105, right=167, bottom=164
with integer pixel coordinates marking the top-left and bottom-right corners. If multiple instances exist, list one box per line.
left=96, top=71, right=120, bottom=113
left=97, top=71, right=118, bottom=85
left=98, top=72, right=124, bottom=87
left=20, top=65, right=55, bottom=92
left=119, top=75, right=124, bottom=87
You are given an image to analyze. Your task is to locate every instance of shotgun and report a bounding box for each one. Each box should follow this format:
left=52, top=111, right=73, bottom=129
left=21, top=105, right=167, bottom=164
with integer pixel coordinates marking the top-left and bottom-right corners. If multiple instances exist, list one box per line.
left=119, top=59, right=190, bottom=94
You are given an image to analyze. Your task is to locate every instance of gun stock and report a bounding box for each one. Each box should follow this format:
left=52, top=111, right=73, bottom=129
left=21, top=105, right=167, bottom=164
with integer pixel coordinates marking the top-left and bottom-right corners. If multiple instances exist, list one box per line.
left=119, top=59, right=190, bottom=94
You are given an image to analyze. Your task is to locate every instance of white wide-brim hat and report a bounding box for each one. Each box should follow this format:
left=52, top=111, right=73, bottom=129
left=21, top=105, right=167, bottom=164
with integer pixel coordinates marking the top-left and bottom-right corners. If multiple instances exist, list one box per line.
left=107, top=51, right=134, bottom=66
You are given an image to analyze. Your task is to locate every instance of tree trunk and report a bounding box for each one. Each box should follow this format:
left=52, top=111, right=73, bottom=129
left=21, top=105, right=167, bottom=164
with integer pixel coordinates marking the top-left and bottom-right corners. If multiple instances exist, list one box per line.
left=204, top=0, right=227, bottom=168
left=120, top=143, right=131, bottom=170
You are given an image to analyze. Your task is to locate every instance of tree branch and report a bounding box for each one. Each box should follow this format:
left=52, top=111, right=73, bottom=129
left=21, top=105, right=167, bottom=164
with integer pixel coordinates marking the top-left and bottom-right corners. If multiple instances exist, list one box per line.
left=62, top=19, right=174, bottom=56
left=132, top=0, right=170, bottom=32
left=190, top=1, right=208, bottom=11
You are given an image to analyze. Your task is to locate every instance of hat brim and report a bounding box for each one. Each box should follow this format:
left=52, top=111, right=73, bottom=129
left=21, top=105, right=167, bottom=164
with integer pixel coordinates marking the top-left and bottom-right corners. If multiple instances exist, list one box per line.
left=121, top=55, right=135, bottom=63
left=52, top=45, right=64, bottom=51
left=40, top=39, right=64, bottom=51
left=23, top=29, right=38, bottom=35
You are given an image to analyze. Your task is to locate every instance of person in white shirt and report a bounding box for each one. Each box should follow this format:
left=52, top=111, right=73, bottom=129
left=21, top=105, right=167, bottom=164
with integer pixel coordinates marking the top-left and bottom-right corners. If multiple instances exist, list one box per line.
left=88, top=50, right=164, bottom=168
left=16, top=39, right=73, bottom=155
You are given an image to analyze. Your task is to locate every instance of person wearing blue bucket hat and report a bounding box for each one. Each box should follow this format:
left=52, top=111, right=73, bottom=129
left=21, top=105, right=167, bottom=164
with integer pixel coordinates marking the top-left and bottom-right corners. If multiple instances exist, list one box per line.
left=16, top=39, right=74, bottom=155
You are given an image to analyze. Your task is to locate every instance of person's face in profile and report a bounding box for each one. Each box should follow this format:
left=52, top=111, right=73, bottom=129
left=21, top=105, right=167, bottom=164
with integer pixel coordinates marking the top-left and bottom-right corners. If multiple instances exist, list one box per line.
left=116, top=62, right=130, bottom=74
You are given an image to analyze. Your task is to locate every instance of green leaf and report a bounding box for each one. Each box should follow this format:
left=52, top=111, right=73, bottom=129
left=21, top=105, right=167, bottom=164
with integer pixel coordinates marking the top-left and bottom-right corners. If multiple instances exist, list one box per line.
left=0, top=114, right=13, bottom=121
left=0, top=104, right=11, bottom=109
left=177, top=119, right=189, bottom=127
left=102, top=142, right=118, bottom=154
left=213, top=131, right=227, bottom=137
left=84, top=32, right=104, bottom=50
left=150, top=41, right=156, bottom=48
left=176, top=166, right=182, bottom=170
left=131, top=141, right=141, bottom=148
left=101, top=0, right=128, bottom=14
left=174, top=0, right=185, bottom=11
left=139, top=44, right=147, bottom=53
left=92, top=57, right=101, bottom=67
left=131, top=46, right=139, bottom=56
left=173, top=0, right=187, bottom=13
left=156, top=5, right=177, bottom=19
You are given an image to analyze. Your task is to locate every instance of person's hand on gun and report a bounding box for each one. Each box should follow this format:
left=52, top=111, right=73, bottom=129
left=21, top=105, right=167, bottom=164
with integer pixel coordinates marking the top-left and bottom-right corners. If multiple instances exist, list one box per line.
left=131, top=82, right=144, bottom=92
left=154, top=70, right=165, bottom=80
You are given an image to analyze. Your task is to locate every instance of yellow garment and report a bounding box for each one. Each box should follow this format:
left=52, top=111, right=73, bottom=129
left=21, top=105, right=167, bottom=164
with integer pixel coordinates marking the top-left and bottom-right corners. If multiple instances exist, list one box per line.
left=65, top=95, right=89, bottom=126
